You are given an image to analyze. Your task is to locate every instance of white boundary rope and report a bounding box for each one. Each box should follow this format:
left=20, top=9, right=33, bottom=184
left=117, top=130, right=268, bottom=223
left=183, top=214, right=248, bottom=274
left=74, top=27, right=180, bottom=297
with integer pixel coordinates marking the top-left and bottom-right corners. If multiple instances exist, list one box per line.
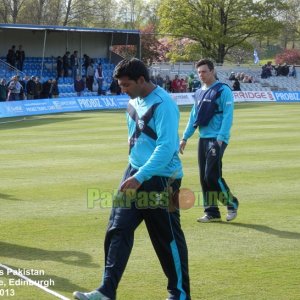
left=0, top=117, right=26, bottom=124
left=0, top=115, right=50, bottom=125
left=0, top=263, right=70, bottom=300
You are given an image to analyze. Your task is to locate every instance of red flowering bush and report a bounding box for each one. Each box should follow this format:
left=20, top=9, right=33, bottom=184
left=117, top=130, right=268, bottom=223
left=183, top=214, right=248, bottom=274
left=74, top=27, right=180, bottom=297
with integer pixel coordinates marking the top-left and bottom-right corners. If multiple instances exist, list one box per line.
left=275, top=49, right=300, bottom=65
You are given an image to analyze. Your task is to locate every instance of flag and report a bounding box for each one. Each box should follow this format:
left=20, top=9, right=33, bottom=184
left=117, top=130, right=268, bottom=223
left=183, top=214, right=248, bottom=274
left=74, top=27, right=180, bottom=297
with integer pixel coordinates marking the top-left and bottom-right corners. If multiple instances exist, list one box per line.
left=254, top=49, right=260, bottom=64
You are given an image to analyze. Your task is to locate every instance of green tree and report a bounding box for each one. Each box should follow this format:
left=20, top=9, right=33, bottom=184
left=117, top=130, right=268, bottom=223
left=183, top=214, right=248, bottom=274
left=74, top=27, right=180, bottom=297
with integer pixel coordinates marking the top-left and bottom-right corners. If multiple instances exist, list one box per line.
left=19, top=0, right=63, bottom=25
left=279, top=0, right=300, bottom=49
left=0, top=0, right=26, bottom=23
left=90, top=0, right=117, bottom=28
left=158, top=0, right=288, bottom=63
left=114, top=0, right=160, bottom=29
left=0, top=0, right=10, bottom=22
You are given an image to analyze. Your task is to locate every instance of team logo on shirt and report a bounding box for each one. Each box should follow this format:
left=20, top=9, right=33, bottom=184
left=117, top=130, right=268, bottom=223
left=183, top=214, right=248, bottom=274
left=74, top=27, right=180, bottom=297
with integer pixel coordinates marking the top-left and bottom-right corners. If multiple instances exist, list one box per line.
left=138, top=120, right=145, bottom=130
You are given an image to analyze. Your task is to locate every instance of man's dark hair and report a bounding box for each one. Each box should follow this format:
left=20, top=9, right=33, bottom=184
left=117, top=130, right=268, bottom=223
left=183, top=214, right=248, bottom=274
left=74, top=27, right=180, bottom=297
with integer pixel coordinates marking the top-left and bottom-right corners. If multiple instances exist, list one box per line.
left=113, top=58, right=150, bottom=82
left=196, top=59, right=214, bottom=71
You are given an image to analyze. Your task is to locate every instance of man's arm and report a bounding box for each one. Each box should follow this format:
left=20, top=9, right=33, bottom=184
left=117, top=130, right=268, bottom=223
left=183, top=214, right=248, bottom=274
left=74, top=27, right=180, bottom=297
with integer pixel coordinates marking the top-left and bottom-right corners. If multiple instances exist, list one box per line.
left=217, top=86, right=234, bottom=143
left=180, top=104, right=197, bottom=154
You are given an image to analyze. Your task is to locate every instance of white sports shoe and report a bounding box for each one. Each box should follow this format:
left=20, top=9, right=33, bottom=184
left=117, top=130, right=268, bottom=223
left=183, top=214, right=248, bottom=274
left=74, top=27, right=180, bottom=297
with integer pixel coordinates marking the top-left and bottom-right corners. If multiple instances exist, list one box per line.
left=226, top=209, right=238, bottom=222
left=73, top=290, right=111, bottom=300
left=197, top=215, right=222, bottom=223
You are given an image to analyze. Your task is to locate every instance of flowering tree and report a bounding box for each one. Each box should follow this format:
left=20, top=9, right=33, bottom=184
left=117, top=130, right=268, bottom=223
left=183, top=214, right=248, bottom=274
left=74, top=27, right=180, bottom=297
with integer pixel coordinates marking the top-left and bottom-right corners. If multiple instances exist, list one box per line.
left=111, top=24, right=170, bottom=64
left=275, top=49, right=300, bottom=64
left=140, top=24, right=169, bottom=64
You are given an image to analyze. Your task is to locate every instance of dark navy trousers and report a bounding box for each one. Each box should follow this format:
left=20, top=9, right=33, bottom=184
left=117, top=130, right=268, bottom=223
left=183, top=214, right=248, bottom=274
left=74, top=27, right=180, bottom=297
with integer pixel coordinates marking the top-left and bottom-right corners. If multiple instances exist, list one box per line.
left=198, top=138, right=238, bottom=217
left=98, top=165, right=191, bottom=300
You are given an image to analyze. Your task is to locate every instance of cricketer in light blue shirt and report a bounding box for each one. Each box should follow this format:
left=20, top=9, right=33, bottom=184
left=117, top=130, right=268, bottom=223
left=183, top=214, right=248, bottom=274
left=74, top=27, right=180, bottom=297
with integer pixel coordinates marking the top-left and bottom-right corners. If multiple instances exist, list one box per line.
left=127, top=85, right=183, bottom=184
left=182, top=81, right=234, bottom=144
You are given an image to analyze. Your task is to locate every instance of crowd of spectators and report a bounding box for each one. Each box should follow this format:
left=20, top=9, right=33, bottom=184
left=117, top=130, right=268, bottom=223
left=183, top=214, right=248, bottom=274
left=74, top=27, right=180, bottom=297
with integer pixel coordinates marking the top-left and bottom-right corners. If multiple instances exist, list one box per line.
left=229, top=71, right=257, bottom=91
left=56, top=50, right=80, bottom=79
left=229, top=71, right=255, bottom=84
left=228, top=68, right=271, bottom=91
left=56, top=51, right=105, bottom=95
left=0, top=74, right=123, bottom=101
left=0, top=75, right=59, bottom=101
left=261, top=61, right=297, bottom=78
left=4, top=47, right=298, bottom=101
left=2, top=46, right=120, bottom=100
left=149, top=73, right=200, bottom=93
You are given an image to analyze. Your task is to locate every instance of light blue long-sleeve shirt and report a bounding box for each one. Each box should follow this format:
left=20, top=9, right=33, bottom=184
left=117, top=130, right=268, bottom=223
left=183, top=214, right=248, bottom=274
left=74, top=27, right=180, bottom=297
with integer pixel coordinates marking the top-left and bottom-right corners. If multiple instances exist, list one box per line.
left=182, top=81, right=234, bottom=144
left=127, top=86, right=183, bottom=184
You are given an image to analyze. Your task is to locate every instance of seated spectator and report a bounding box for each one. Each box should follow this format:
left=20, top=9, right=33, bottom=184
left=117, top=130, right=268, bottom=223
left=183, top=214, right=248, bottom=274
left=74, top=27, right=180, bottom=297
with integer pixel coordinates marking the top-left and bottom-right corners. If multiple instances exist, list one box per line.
left=95, top=63, right=104, bottom=95
left=289, top=65, right=297, bottom=78
left=232, top=78, right=241, bottom=91
left=86, top=61, right=94, bottom=91
left=235, top=73, right=241, bottom=80
left=0, top=79, right=7, bottom=101
left=70, top=50, right=79, bottom=79
left=19, top=76, right=26, bottom=100
left=239, top=72, right=246, bottom=81
left=56, top=56, right=63, bottom=79
left=63, top=51, right=71, bottom=77
left=6, top=45, right=16, bottom=68
left=180, top=77, right=188, bottom=93
left=266, top=61, right=273, bottom=77
left=280, top=63, right=289, bottom=76
left=50, top=79, right=59, bottom=98
left=156, top=74, right=164, bottom=87
left=16, top=45, right=25, bottom=71
left=229, top=72, right=236, bottom=80
left=242, top=75, right=252, bottom=83
left=164, top=75, right=172, bottom=92
left=7, top=75, right=23, bottom=101
left=41, top=79, right=52, bottom=98
left=26, top=76, right=36, bottom=100
left=83, top=54, right=91, bottom=75
left=34, top=77, right=43, bottom=99
left=109, top=78, right=121, bottom=95
left=171, top=75, right=181, bottom=93
left=74, top=75, right=85, bottom=96
left=273, top=64, right=280, bottom=76
left=261, top=64, right=272, bottom=78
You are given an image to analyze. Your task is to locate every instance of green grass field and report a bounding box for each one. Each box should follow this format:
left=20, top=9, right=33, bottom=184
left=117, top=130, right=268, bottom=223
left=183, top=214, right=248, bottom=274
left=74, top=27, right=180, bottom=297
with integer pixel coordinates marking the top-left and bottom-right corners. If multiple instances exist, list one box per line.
left=0, top=103, right=300, bottom=300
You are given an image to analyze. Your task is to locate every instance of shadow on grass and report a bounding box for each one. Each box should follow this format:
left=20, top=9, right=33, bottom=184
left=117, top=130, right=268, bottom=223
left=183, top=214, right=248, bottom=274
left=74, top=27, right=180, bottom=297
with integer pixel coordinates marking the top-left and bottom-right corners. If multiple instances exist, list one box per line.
left=1, top=264, right=86, bottom=293
left=0, top=241, right=99, bottom=268
left=0, top=193, right=22, bottom=201
left=223, top=222, right=300, bottom=240
left=179, top=102, right=279, bottom=113
left=0, top=114, right=89, bottom=130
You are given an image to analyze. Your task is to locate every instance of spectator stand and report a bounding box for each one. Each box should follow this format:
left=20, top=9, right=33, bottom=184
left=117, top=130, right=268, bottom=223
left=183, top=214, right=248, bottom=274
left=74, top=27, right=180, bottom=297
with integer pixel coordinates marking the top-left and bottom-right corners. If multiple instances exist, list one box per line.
left=0, top=23, right=141, bottom=98
left=149, top=62, right=300, bottom=92
left=217, top=65, right=300, bottom=92
left=1, top=55, right=116, bottom=98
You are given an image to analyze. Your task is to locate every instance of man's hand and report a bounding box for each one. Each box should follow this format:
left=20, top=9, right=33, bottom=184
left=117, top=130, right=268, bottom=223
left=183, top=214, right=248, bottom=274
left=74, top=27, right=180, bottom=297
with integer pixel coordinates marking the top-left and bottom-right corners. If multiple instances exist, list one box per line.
left=179, top=139, right=187, bottom=154
left=120, top=176, right=141, bottom=192
left=217, top=140, right=223, bottom=147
